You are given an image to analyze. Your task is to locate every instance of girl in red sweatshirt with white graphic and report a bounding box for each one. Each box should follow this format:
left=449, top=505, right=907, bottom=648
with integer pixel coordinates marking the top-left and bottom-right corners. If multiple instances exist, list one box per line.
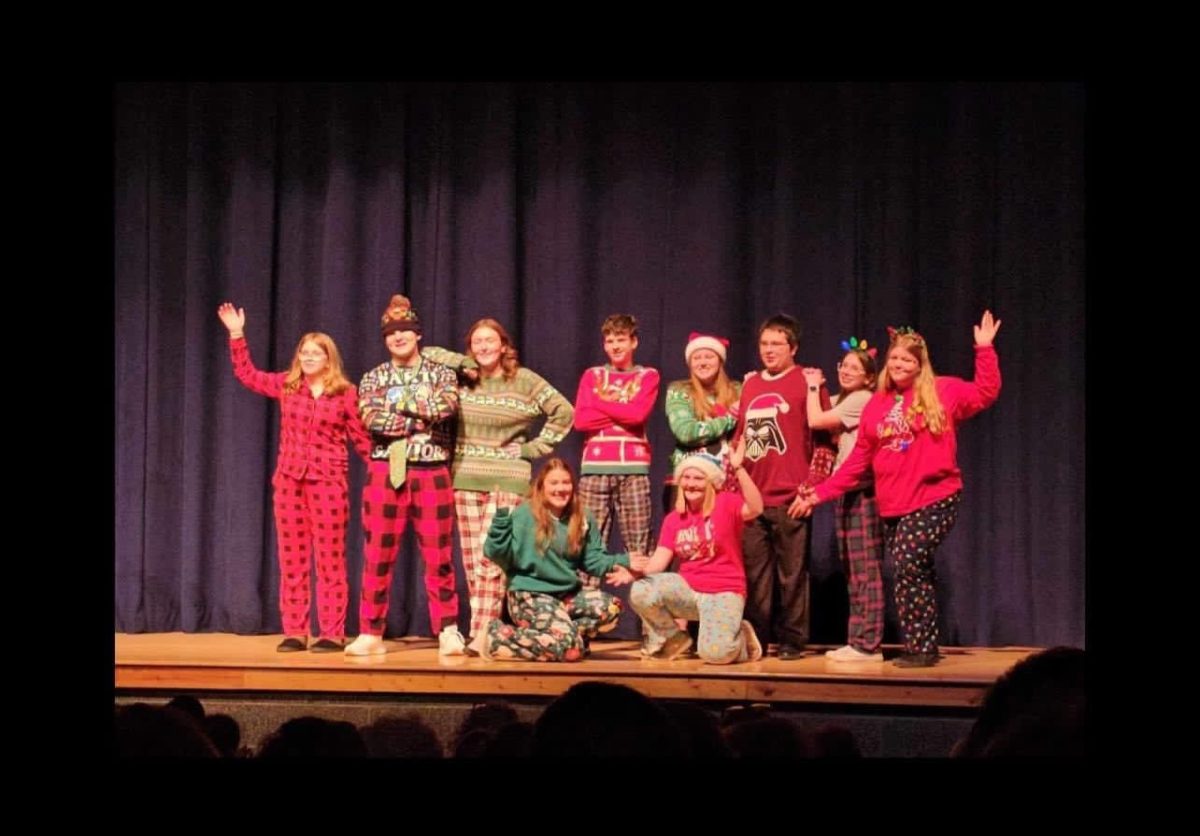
left=795, top=311, right=1002, bottom=668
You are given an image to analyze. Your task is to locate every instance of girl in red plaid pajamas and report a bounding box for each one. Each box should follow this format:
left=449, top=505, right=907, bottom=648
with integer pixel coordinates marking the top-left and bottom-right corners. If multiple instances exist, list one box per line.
left=345, top=295, right=466, bottom=658
left=218, top=303, right=371, bottom=653
left=801, top=339, right=886, bottom=662
left=795, top=311, right=1002, bottom=668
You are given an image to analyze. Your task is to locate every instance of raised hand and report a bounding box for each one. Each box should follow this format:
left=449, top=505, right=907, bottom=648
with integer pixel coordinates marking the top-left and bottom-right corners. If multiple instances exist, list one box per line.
left=974, top=310, right=1002, bottom=347
left=217, top=302, right=246, bottom=336
left=729, top=435, right=747, bottom=471
left=802, top=366, right=825, bottom=387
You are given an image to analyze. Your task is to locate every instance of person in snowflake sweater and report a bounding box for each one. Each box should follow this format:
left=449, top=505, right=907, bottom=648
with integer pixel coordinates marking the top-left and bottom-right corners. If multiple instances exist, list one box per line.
left=572, top=313, right=660, bottom=589
left=662, top=332, right=743, bottom=513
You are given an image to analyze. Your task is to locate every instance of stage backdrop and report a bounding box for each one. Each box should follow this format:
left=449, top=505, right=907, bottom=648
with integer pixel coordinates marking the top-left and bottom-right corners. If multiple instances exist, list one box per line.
left=115, top=82, right=1085, bottom=648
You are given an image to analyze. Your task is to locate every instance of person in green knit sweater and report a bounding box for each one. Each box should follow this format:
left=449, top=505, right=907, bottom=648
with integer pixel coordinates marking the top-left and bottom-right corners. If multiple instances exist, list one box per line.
left=663, top=331, right=743, bottom=513
left=422, top=319, right=575, bottom=646
left=470, top=458, right=638, bottom=662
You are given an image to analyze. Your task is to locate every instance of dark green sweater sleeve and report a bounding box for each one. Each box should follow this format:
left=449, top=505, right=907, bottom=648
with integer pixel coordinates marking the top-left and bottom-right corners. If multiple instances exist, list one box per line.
left=580, top=512, right=630, bottom=578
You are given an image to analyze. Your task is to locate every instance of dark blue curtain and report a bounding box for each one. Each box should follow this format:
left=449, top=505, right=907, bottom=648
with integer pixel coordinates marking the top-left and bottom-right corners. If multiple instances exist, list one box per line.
left=114, top=81, right=1085, bottom=647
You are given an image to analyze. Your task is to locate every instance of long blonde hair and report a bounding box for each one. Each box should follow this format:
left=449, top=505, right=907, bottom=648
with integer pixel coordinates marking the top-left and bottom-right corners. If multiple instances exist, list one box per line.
left=878, top=334, right=947, bottom=435
left=688, top=361, right=739, bottom=420
left=529, top=458, right=586, bottom=556
left=282, top=333, right=353, bottom=396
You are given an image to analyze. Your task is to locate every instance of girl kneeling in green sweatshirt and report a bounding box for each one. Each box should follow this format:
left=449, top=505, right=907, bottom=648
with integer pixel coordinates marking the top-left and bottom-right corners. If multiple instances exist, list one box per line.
left=469, top=458, right=637, bottom=661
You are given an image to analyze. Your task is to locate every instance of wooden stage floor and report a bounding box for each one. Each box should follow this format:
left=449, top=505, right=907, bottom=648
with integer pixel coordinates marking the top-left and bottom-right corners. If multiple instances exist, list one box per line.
left=116, top=633, right=1038, bottom=710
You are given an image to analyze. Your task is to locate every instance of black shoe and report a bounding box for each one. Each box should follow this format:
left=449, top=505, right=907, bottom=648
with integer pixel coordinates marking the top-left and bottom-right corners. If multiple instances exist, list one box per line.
left=276, top=637, right=307, bottom=652
left=309, top=638, right=344, bottom=653
left=777, top=643, right=806, bottom=660
left=893, top=652, right=941, bottom=668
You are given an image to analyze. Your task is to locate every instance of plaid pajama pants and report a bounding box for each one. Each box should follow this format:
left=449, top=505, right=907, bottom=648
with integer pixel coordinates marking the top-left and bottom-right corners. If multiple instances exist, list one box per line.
left=271, top=474, right=351, bottom=639
left=454, top=488, right=524, bottom=637
left=358, top=460, right=459, bottom=636
left=577, top=473, right=651, bottom=589
left=836, top=487, right=886, bottom=653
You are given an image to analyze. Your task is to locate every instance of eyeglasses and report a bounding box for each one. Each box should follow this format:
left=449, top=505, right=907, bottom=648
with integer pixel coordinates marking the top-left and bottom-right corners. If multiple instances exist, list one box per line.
left=836, top=362, right=863, bottom=373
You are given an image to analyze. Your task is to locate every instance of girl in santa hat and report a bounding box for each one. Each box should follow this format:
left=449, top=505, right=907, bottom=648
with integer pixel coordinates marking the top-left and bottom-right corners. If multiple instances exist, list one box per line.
left=662, top=332, right=742, bottom=514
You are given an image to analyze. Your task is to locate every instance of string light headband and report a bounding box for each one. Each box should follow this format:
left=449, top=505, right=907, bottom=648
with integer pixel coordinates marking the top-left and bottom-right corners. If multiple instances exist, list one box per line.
left=839, top=336, right=878, bottom=358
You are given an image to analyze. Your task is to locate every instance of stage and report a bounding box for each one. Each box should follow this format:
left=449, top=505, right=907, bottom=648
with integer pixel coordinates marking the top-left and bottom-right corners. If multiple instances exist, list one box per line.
left=115, top=633, right=1036, bottom=756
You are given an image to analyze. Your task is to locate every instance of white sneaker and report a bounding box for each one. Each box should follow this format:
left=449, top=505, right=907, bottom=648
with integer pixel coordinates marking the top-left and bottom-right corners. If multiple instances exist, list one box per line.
left=824, top=644, right=884, bottom=663
left=344, top=634, right=387, bottom=656
left=438, top=625, right=467, bottom=656
left=741, top=620, right=763, bottom=662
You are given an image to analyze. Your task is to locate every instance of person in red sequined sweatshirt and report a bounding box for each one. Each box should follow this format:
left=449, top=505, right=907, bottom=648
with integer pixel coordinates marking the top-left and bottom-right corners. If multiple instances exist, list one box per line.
left=795, top=311, right=1002, bottom=668
left=218, top=303, right=372, bottom=653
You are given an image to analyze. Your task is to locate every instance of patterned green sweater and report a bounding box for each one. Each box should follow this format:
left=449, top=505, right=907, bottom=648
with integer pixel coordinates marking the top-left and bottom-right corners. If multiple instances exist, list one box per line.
left=664, top=378, right=743, bottom=480
left=422, top=347, right=575, bottom=493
